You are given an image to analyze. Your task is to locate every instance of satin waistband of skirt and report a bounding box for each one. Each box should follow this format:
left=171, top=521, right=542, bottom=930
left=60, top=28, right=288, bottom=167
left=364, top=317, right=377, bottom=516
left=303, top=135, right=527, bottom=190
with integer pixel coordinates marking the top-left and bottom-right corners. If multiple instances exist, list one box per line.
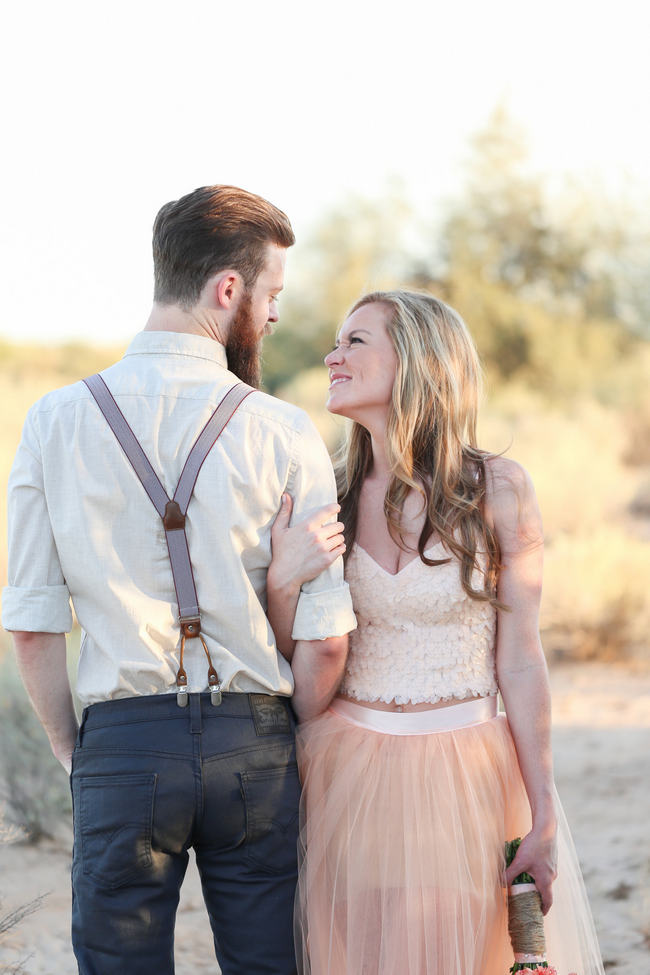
left=328, top=695, right=498, bottom=735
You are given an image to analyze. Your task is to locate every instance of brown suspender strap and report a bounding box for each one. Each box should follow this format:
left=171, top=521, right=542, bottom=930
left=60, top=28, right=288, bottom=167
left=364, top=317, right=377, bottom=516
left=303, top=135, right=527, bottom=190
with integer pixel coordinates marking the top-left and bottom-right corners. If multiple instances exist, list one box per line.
left=83, top=373, right=254, bottom=705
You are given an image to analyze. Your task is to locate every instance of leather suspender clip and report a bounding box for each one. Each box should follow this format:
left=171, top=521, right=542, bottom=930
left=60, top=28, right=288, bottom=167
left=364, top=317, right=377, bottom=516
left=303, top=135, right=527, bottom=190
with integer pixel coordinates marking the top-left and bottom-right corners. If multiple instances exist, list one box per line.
left=163, top=500, right=185, bottom=531
left=176, top=626, right=222, bottom=707
left=177, top=615, right=222, bottom=707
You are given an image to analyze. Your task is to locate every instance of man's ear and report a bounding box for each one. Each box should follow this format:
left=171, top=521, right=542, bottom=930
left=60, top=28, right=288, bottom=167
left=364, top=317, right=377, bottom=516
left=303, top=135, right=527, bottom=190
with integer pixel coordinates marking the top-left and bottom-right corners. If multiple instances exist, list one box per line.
left=212, top=270, right=244, bottom=310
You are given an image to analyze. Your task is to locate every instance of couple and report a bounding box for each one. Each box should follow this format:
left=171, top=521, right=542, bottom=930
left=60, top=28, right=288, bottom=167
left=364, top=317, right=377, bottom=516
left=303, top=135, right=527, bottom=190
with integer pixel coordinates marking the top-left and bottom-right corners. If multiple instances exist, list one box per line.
left=3, top=185, right=603, bottom=974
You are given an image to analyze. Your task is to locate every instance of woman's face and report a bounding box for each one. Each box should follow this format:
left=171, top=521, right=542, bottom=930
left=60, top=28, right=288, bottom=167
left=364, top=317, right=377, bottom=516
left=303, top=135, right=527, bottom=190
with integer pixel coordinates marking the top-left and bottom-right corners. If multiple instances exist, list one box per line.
left=324, top=302, right=398, bottom=427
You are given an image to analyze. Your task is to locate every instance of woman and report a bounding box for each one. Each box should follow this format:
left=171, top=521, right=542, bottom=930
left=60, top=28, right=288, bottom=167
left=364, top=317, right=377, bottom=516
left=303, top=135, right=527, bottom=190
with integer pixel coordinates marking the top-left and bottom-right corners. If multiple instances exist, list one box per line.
left=267, top=291, right=604, bottom=974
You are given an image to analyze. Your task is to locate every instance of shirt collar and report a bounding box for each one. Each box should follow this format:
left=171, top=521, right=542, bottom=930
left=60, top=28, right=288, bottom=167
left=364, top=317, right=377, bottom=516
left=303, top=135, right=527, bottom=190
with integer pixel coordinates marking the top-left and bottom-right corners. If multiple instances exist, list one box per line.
left=124, top=330, right=228, bottom=369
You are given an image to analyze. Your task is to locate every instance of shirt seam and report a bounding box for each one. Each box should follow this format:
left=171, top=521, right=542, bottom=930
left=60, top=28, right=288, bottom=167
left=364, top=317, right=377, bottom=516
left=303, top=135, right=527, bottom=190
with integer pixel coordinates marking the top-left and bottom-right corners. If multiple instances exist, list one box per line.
left=122, top=349, right=227, bottom=365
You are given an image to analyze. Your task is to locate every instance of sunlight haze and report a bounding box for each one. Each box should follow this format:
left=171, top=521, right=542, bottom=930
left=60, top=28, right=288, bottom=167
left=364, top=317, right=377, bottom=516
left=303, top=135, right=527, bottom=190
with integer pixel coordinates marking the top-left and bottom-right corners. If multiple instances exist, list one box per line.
left=1, top=0, right=648, bottom=343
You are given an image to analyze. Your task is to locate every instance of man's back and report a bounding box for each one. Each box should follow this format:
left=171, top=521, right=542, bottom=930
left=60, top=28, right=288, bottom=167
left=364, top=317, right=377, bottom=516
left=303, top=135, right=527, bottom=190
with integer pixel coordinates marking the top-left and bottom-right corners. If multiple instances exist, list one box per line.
left=4, top=330, right=345, bottom=706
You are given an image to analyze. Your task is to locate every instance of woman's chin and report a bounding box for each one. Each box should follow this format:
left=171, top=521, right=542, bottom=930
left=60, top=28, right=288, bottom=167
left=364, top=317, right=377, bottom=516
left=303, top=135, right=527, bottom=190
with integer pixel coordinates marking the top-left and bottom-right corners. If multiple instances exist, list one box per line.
left=326, top=393, right=348, bottom=416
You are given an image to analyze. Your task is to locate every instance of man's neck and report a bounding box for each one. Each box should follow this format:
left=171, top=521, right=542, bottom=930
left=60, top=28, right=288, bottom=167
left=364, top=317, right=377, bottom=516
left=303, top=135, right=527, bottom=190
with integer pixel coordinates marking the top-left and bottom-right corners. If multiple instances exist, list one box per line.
left=144, top=303, right=227, bottom=345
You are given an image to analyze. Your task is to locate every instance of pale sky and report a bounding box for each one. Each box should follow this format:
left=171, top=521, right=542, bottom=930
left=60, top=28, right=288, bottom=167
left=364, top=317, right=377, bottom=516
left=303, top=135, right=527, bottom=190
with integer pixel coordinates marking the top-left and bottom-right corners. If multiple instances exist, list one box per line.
left=1, top=0, right=648, bottom=343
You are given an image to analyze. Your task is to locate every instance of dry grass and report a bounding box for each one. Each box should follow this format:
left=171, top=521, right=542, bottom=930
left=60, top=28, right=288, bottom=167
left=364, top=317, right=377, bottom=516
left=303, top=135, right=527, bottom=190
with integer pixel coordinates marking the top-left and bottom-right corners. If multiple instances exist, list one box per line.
left=542, top=528, right=650, bottom=663
left=0, top=809, right=47, bottom=974
left=476, top=395, right=650, bottom=665
left=479, top=396, right=638, bottom=534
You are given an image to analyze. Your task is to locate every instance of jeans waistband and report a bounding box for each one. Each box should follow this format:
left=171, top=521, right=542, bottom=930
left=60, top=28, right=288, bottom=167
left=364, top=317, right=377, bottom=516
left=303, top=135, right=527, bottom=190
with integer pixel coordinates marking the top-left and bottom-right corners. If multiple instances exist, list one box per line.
left=81, top=691, right=292, bottom=732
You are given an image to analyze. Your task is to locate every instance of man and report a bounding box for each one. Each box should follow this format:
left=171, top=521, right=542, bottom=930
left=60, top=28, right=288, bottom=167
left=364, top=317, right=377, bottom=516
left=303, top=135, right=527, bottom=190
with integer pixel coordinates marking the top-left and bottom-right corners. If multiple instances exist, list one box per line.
left=2, top=185, right=356, bottom=974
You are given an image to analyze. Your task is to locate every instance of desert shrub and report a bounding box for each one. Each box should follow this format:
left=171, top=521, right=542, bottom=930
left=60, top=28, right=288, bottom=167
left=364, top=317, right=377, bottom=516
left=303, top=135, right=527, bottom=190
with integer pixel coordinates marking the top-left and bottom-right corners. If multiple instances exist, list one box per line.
left=0, top=892, right=45, bottom=974
left=478, top=395, right=650, bottom=664
left=0, top=654, right=72, bottom=843
left=622, top=396, right=650, bottom=467
left=541, top=527, right=650, bottom=664
left=479, top=396, right=637, bottom=536
left=0, top=813, right=46, bottom=974
left=629, top=476, right=650, bottom=518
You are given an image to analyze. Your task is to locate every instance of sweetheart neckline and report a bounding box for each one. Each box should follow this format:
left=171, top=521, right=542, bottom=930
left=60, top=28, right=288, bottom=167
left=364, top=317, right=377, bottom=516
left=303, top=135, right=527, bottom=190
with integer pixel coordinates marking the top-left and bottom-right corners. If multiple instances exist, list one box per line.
left=353, top=540, right=446, bottom=578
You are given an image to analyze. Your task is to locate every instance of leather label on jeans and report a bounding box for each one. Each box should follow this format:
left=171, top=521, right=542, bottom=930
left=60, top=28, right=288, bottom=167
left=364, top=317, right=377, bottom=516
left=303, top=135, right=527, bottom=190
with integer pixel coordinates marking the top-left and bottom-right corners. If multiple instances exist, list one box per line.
left=249, top=695, right=291, bottom=735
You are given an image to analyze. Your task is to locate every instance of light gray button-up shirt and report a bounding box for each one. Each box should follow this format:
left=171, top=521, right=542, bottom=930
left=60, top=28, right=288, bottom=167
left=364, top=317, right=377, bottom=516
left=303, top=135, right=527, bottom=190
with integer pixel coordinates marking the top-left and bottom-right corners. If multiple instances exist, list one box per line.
left=2, top=331, right=356, bottom=706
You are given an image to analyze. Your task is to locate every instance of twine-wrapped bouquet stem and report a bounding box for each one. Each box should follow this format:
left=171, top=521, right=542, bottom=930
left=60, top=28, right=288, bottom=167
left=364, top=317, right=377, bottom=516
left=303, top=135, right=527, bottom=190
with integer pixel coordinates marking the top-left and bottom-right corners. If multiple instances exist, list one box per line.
left=505, top=838, right=558, bottom=975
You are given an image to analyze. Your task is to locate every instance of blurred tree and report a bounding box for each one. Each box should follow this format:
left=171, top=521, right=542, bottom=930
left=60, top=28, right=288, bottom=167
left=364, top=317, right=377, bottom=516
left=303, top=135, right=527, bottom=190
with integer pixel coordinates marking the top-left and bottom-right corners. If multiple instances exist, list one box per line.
left=433, top=105, right=641, bottom=395
left=261, top=105, right=648, bottom=401
left=440, top=106, right=622, bottom=311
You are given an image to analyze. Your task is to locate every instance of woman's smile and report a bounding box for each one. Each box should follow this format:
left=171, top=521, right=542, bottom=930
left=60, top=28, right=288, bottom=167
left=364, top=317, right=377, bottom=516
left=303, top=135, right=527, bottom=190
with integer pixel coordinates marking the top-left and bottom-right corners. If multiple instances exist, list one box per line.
left=328, top=373, right=351, bottom=389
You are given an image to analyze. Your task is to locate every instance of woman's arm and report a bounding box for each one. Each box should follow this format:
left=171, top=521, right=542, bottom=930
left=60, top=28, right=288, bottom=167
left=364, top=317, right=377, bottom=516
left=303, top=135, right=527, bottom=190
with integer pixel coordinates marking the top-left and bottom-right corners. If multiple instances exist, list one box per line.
left=487, top=457, right=558, bottom=915
left=267, top=495, right=346, bottom=659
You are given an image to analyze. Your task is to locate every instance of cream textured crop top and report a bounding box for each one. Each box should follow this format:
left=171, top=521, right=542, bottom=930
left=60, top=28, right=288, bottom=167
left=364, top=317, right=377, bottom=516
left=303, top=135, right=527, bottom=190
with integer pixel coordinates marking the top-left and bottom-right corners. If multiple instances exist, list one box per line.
left=338, top=541, right=498, bottom=706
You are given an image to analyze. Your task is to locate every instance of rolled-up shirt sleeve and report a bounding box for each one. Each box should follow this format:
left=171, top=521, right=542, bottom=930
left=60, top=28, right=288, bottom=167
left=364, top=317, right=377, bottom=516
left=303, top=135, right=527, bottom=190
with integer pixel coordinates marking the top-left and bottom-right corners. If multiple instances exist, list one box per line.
left=292, top=583, right=356, bottom=640
left=2, top=407, right=73, bottom=633
left=286, top=415, right=356, bottom=641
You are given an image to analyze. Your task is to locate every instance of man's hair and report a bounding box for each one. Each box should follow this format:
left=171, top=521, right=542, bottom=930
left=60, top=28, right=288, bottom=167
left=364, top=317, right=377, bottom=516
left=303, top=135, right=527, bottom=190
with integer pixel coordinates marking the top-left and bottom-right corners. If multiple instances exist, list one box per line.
left=152, top=185, right=295, bottom=308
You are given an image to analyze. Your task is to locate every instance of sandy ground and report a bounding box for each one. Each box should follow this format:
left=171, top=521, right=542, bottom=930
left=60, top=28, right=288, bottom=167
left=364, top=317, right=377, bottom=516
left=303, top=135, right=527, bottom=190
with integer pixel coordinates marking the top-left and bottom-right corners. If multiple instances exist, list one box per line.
left=0, top=662, right=648, bottom=974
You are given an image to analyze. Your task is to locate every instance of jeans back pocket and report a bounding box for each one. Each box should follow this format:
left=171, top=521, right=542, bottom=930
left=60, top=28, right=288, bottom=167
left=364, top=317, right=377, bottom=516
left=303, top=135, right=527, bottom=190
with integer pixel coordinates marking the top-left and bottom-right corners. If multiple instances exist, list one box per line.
left=77, top=772, right=157, bottom=889
left=240, top=762, right=301, bottom=876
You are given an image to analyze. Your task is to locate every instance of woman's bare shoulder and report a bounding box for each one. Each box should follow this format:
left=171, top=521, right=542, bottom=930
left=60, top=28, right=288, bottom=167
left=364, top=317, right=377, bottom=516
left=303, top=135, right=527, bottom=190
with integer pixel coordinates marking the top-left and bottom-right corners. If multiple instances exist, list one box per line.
left=484, top=454, right=531, bottom=494
left=483, top=455, right=542, bottom=547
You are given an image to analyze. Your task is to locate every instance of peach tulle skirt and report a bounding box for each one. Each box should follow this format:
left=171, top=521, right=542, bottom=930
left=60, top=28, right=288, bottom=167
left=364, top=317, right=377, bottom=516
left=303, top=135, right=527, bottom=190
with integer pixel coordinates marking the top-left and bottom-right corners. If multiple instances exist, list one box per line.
left=294, top=697, right=604, bottom=975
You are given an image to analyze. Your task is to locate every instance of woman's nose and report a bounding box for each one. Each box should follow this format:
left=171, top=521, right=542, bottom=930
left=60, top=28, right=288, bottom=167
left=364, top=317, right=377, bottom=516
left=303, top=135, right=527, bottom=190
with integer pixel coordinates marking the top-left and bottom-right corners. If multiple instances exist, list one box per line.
left=324, top=346, right=342, bottom=367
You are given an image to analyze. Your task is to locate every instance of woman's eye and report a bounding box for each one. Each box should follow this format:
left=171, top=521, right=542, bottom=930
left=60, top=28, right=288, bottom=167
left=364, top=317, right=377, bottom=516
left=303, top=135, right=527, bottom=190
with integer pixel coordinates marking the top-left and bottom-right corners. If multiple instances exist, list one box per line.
left=332, top=337, right=362, bottom=351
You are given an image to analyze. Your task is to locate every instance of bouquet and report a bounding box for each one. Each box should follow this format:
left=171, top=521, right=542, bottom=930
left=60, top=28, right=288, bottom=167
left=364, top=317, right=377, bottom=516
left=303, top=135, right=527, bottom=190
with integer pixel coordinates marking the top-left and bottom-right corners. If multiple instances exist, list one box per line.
left=505, top=838, right=576, bottom=975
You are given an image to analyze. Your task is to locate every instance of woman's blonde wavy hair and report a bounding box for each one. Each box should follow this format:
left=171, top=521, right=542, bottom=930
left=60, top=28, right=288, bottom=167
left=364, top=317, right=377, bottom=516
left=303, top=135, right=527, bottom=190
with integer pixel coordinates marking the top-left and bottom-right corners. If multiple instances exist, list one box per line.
left=335, top=290, right=501, bottom=606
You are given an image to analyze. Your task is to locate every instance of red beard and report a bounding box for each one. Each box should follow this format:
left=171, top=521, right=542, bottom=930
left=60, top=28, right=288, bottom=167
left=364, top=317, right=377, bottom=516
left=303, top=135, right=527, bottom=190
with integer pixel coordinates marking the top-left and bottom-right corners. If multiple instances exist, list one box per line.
left=225, top=292, right=262, bottom=389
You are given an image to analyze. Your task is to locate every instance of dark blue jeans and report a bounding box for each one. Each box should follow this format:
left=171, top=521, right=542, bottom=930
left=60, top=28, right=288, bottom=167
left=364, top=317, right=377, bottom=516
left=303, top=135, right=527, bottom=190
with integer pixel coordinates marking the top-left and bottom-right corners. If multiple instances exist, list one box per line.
left=70, top=692, right=300, bottom=974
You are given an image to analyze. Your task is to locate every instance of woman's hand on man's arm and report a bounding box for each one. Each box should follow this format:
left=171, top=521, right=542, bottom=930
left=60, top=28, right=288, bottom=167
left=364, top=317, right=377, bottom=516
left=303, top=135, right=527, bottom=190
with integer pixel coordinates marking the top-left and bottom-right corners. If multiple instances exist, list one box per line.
left=267, top=495, right=346, bottom=660
left=268, top=495, right=345, bottom=595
